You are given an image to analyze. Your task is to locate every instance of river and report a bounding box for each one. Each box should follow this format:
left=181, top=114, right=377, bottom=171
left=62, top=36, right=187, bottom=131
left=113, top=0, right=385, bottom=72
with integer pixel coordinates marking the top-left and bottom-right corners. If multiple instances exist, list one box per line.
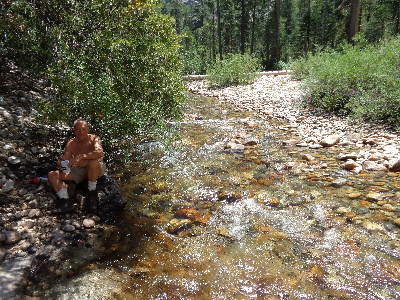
left=31, top=92, right=400, bottom=299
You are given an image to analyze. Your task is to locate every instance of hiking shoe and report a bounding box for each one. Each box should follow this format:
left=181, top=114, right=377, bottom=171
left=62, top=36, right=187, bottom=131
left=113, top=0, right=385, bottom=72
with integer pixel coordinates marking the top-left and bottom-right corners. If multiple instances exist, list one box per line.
left=85, top=190, right=98, bottom=214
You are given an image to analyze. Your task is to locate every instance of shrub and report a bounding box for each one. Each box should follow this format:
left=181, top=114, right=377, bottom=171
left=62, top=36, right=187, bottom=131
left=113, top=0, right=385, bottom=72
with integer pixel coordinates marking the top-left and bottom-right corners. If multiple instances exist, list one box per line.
left=206, top=53, right=261, bottom=88
left=2, top=0, right=186, bottom=154
left=291, top=37, right=400, bottom=127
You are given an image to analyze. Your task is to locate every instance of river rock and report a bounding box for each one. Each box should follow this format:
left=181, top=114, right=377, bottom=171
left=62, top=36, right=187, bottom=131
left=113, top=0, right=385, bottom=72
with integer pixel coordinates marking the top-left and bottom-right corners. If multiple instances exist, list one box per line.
left=166, top=218, right=192, bottom=234
left=231, top=144, right=245, bottom=152
left=331, top=178, right=347, bottom=187
left=342, top=160, right=362, bottom=172
left=175, top=208, right=201, bottom=221
left=366, top=192, right=382, bottom=202
left=389, top=159, right=400, bottom=172
left=7, top=156, right=21, bottom=165
left=362, top=161, right=387, bottom=171
left=243, top=139, right=258, bottom=146
left=3, top=231, right=21, bottom=245
left=95, top=175, right=127, bottom=220
left=62, top=224, right=75, bottom=232
left=302, top=154, right=315, bottom=162
left=362, top=221, right=384, bottom=231
left=27, top=209, right=41, bottom=218
left=336, top=207, right=351, bottom=214
left=83, top=218, right=96, bottom=228
left=337, top=152, right=358, bottom=160
left=2, top=179, right=15, bottom=193
left=320, top=135, right=340, bottom=147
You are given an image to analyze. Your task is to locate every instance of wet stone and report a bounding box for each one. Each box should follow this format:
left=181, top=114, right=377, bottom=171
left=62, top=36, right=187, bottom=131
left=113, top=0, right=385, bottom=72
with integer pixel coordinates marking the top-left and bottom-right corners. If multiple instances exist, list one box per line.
left=366, top=192, right=382, bottom=202
left=362, top=221, right=384, bottom=231
left=336, top=207, right=351, bottom=214
left=348, top=192, right=362, bottom=199
left=166, top=218, right=192, bottom=234
left=331, top=179, right=347, bottom=187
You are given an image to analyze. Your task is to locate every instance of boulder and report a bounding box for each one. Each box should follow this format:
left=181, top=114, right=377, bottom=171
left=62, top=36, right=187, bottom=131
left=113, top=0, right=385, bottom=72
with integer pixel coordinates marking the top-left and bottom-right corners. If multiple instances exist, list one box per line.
left=342, top=160, right=362, bottom=171
left=320, top=135, right=340, bottom=147
left=95, top=175, right=127, bottom=220
left=69, top=174, right=126, bottom=220
left=389, top=159, right=400, bottom=172
left=362, top=161, right=388, bottom=171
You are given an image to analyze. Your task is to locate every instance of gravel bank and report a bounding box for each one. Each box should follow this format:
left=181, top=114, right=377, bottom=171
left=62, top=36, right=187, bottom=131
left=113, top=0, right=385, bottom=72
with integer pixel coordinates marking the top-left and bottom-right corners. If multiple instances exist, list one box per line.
left=187, top=75, right=400, bottom=173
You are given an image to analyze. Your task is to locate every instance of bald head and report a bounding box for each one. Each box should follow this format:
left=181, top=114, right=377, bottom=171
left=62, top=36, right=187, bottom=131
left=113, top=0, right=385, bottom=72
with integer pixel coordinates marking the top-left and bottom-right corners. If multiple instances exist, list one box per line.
left=73, top=119, right=90, bottom=141
left=73, top=119, right=89, bottom=131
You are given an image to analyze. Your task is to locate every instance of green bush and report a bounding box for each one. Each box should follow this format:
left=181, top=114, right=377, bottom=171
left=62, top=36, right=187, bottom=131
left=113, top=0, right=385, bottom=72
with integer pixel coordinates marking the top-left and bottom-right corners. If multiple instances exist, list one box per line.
left=206, top=53, right=261, bottom=88
left=291, top=37, right=400, bottom=127
left=1, top=0, right=186, bottom=150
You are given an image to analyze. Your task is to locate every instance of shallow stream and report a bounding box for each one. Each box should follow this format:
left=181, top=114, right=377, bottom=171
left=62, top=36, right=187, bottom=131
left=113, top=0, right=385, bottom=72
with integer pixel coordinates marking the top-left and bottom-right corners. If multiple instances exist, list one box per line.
left=35, top=94, right=400, bottom=299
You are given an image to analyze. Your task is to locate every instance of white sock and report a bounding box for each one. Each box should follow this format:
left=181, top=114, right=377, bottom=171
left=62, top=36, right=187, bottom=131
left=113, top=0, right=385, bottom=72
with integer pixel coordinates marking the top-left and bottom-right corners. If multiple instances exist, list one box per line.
left=56, top=188, right=69, bottom=199
left=88, top=181, right=97, bottom=191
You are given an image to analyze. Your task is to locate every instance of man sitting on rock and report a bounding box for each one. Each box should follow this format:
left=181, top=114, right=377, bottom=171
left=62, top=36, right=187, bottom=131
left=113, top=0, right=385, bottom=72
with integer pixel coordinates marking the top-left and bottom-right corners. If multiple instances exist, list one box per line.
left=48, top=119, right=106, bottom=214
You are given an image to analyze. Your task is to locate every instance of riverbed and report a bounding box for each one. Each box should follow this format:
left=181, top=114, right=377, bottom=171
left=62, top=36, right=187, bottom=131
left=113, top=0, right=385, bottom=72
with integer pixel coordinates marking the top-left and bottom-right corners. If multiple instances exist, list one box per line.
left=29, top=76, right=400, bottom=299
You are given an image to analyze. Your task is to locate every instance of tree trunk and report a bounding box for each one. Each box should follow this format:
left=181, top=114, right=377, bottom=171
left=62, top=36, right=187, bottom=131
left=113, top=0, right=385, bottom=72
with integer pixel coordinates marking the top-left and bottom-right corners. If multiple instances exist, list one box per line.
left=240, top=0, right=247, bottom=54
left=306, top=0, right=311, bottom=52
left=250, top=0, right=256, bottom=54
left=271, top=0, right=281, bottom=64
left=349, top=0, right=361, bottom=44
left=212, top=12, right=216, bottom=60
left=217, top=0, right=223, bottom=60
left=395, top=0, right=400, bottom=34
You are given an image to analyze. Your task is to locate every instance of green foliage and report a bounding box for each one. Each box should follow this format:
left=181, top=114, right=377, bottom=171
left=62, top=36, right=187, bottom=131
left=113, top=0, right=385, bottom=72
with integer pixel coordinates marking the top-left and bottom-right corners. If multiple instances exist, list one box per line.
left=291, top=37, right=400, bottom=127
left=180, top=28, right=211, bottom=74
left=1, top=0, right=186, bottom=149
left=0, top=0, right=56, bottom=73
left=206, top=54, right=261, bottom=88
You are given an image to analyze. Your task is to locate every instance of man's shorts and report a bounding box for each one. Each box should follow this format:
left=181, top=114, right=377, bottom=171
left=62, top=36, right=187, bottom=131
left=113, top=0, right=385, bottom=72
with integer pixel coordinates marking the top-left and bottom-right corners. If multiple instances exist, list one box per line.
left=70, top=161, right=107, bottom=184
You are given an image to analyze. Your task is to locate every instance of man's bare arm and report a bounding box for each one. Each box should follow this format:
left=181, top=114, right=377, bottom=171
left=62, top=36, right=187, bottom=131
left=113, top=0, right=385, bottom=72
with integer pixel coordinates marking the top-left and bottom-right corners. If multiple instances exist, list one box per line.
left=79, top=135, right=104, bottom=160
left=62, top=142, right=74, bottom=159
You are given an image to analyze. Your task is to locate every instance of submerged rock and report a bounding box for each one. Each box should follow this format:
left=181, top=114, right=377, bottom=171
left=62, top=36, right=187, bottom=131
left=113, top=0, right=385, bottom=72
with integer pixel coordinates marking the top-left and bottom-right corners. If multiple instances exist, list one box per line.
left=166, top=218, right=192, bottom=234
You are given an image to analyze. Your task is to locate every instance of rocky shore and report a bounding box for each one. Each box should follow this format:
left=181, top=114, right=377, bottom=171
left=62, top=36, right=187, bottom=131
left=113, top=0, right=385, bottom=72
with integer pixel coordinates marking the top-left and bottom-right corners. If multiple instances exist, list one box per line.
left=187, top=75, right=400, bottom=174
left=0, top=68, right=125, bottom=298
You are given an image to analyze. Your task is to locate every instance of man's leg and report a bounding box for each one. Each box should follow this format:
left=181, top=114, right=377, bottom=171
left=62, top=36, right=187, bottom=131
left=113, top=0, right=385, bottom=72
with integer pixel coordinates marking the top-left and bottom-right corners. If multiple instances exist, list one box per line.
left=48, top=170, right=75, bottom=214
left=85, top=160, right=102, bottom=214
left=87, top=160, right=102, bottom=191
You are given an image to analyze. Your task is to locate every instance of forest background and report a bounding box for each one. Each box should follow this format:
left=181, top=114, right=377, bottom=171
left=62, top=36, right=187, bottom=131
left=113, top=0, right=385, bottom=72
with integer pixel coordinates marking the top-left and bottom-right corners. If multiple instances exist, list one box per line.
left=1, top=0, right=400, bottom=156
left=163, top=0, right=400, bottom=73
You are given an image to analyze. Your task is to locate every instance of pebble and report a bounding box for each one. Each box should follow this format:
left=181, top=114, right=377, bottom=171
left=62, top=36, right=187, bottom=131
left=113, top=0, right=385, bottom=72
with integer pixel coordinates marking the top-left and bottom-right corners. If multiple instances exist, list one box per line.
left=366, top=192, right=382, bottom=202
left=331, top=179, right=347, bottom=187
left=83, top=218, right=96, bottom=228
left=62, top=224, right=76, bottom=232
left=2, top=179, right=15, bottom=192
left=362, top=221, right=385, bottom=231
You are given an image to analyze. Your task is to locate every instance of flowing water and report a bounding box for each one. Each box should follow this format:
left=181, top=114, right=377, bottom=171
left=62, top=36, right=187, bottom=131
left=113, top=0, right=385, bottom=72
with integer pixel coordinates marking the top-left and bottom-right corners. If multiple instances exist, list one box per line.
left=36, top=94, right=400, bottom=299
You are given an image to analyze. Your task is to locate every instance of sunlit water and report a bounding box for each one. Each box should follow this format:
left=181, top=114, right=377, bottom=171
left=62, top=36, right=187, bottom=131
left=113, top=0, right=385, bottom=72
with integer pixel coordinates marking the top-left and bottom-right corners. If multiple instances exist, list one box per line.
left=34, top=94, right=399, bottom=299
